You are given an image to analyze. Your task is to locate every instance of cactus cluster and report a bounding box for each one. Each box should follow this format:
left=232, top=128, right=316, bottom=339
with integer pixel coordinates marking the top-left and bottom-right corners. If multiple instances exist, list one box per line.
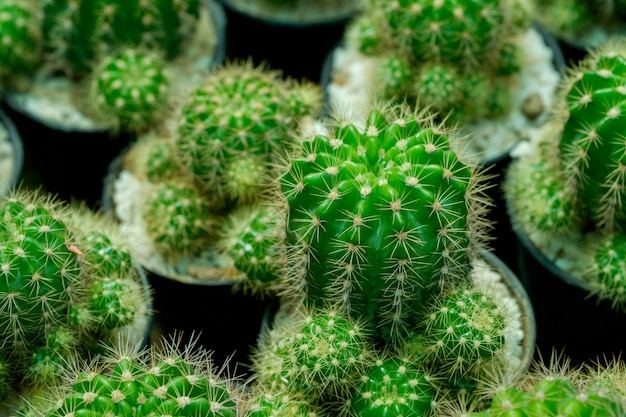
left=0, top=188, right=151, bottom=399
left=341, top=0, right=533, bottom=124
left=112, top=60, right=322, bottom=290
left=504, top=38, right=626, bottom=309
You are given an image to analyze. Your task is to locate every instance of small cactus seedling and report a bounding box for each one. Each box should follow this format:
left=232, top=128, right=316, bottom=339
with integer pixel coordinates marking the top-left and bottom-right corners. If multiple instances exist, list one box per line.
left=89, top=47, right=170, bottom=133
left=276, top=103, right=492, bottom=344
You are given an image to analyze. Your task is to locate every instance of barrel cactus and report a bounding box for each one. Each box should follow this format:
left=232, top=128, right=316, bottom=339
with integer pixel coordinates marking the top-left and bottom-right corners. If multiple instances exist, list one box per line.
left=277, top=104, right=491, bottom=344
left=504, top=38, right=626, bottom=310
left=42, top=0, right=200, bottom=76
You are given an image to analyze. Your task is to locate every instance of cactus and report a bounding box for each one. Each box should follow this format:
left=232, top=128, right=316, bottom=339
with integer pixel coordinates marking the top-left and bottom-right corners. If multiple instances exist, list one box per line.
left=175, top=60, right=322, bottom=208
left=142, top=179, right=216, bottom=259
left=14, top=335, right=243, bottom=417
left=89, top=47, right=170, bottom=133
left=42, top=0, right=200, bottom=76
left=504, top=38, right=626, bottom=310
left=0, top=0, right=42, bottom=82
left=217, top=204, right=283, bottom=294
left=349, top=356, right=435, bottom=417
left=0, top=189, right=151, bottom=394
left=466, top=353, right=626, bottom=417
left=276, top=103, right=491, bottom=344
left=250, top=305, right=374, bottom=399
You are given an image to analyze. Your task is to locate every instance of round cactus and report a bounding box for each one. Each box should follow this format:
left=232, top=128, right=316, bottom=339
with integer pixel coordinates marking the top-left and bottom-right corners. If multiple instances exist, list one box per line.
left=0, top=0, right=42, bottom=81
left=418, top=285, right=508, bottom=381
left=217, top=204, right=282, bottom=293
left=89, top=47, right=170, bottom=132
left=18, top=336, right=242, bottom=417
left=175, top=60, right=323, bottom=207
left=374, top=54, right=414, bottom=98
left=350, top=356, right=435, bottom=417
left=277, top=105, right=491, bottom=343
left=587, top=233, right=626, bottom=309
left=413, top=63, right=463, bottom=114
left=245, top=390, right=320, bottom=417
left=142, top=179, right=216, bottom=258
left=250, top=305, right=373, bottom=398
left=383, top=0, right=506, bottom=70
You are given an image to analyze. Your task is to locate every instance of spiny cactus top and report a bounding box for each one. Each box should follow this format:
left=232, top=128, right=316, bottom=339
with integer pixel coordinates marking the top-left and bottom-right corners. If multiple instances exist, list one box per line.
left=14, top=335, right=244, bottom=417
left=277, top=104, right=492, bottom=344
left=175, top=60, right=323, bottom=208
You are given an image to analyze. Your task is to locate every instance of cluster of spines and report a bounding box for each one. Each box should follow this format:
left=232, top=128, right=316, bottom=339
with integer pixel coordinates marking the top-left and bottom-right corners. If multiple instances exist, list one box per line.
left=277, top=104, right=491, bottom=344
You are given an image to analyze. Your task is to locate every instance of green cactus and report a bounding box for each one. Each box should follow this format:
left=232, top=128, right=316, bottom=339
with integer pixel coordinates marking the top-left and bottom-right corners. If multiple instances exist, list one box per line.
left=245, top=390, right=321, bottom=417
left=277, top=104, right=491, bottom=344
left=142, top=179, right=216, bottom=259
left=0, top=0, right=42, bottom=82
left=418, top=285, right=508, bottom=382
left=0, top=189, right=151, bottom=393
left=349, top=356, right=435, bottom=417
left=250, top=305, right=373, bottom=399
left=175, top=60, right=322, bottom=208
left=413, top=63, right=463, bottom=114
left=42, top=0, right=200, bottom=76
left=504, top=38, right=626, bottom=310
left=16, top=335, right=242, bottom=417
left=374, top=54, right=414, bottom=98
left=89, top=47, right=170, bottom=133
left=217, top=204, right=282, bottom=294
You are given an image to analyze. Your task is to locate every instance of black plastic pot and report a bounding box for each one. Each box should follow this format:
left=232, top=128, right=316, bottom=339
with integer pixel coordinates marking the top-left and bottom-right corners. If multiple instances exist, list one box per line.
left=2, top=0, right=227, bottom=210
left=512, top=220, right=626, bottom=367
left=221, top=0, right=354, bottom=83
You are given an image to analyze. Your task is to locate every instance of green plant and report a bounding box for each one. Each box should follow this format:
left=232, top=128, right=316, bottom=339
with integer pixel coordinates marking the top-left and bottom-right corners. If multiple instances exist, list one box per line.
left=13, top=334, right=244, bottom=417
left=504, top=38, right=626, bottom=309
left=276, top=103, right=492, bottom=344
left=343, top=0, right=533, bottom=124
left=0, top=0, right=42, bottom=85
left=0, top=188, right=151, bottom=398
left=175, top=60, right=322, bottom=208
left=88, top=47, right=171, bottom=132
